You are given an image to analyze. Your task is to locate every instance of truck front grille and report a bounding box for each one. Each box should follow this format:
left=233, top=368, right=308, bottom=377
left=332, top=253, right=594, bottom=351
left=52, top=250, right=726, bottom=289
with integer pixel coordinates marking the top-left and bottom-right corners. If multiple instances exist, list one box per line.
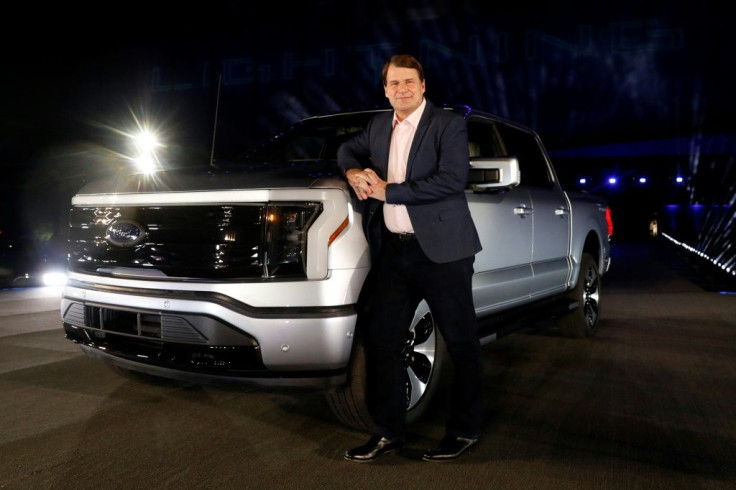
left=67, top=204, right=265, bottom=280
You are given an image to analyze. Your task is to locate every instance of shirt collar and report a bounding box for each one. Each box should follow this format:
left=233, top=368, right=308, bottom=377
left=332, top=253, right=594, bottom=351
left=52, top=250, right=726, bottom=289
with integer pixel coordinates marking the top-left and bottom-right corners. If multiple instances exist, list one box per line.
left=393, top=98, right=426, bottom=129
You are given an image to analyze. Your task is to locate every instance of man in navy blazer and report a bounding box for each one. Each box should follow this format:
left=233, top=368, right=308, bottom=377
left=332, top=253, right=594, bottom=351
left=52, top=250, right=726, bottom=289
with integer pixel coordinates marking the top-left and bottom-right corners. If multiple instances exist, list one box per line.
left=339, top=54, right=484, bottom=462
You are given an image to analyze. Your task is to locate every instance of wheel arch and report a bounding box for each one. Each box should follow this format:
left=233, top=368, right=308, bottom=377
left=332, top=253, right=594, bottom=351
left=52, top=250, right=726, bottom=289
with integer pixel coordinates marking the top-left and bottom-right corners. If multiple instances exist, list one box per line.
left=570, top=229, right=605, bottom=288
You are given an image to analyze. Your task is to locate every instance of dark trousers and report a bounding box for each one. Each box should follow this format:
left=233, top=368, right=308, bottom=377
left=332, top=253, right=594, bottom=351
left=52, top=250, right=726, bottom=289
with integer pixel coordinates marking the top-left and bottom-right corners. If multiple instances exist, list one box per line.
left=366, top=232, right=484, bottom=441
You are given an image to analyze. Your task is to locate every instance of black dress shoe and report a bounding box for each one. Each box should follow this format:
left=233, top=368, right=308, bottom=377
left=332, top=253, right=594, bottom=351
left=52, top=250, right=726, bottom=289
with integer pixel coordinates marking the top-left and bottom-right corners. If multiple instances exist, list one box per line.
left=422, top=435, right=478, bottom=462
left=344, top=435, right=405, bottom=462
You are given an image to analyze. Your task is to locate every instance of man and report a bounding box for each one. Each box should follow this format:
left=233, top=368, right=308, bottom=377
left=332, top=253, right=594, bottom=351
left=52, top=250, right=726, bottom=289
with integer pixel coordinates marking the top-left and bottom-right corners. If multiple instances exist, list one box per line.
left=338, top=54, right=484, bottom=462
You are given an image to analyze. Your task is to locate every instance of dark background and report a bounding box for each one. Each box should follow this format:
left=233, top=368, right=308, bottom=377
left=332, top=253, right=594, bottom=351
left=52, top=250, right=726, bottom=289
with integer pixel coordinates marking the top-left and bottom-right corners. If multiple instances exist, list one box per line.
left=1, top=1, right=734, bottom=273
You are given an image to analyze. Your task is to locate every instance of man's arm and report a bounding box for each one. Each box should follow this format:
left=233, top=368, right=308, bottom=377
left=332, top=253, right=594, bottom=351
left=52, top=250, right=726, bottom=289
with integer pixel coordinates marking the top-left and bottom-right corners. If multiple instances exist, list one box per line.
left=337, top=125, right=381, bottom=201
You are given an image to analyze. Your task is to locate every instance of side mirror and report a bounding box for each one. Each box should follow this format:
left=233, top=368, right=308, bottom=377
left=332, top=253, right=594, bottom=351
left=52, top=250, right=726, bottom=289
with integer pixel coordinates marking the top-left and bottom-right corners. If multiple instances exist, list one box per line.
left=468, top=157, right=521, bottom=191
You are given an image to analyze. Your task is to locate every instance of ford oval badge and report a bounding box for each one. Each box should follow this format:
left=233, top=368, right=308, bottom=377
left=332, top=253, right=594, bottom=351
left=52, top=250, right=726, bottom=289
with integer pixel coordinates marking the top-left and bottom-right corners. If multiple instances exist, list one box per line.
left=106, top=221, right=146, bottom=247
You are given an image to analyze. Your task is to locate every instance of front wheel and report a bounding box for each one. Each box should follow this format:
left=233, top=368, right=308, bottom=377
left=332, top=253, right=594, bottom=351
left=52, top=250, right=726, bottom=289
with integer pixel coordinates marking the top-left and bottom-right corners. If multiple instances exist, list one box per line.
left=557, top=252, right=601, bottom=338
left=326, top=300, right=448, bottom=432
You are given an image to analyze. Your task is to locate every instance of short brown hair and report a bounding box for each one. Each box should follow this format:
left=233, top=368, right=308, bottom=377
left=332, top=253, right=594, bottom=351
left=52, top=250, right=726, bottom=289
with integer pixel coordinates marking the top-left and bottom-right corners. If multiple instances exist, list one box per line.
left=382, top=54, right=425, bottom=87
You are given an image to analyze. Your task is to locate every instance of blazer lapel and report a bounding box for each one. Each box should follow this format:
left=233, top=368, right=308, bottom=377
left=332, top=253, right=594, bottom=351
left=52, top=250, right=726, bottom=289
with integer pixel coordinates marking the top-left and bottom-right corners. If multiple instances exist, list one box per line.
left=406, top=101, right=434, bottom=177
left=374, top=113, right=393, bottom=178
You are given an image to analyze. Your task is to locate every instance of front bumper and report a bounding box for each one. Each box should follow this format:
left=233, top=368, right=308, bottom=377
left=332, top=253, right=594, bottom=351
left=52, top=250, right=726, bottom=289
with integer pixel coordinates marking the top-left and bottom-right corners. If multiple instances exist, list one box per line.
left=61, top=276, right=360, bottom=388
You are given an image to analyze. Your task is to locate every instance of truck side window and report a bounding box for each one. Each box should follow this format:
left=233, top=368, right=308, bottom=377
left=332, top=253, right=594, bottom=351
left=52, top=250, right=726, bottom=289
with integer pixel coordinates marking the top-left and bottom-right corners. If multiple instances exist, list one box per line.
left=496, top=123, right=554, bottom=188
left=467, top=119, right=504, bottom=159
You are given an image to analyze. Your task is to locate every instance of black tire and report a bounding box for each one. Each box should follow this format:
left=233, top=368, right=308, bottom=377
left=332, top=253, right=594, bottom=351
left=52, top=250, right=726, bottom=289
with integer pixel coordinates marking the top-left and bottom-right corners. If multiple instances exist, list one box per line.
left=326, top=300, right=449, bottom=432
left=557, top=252, right=601, bottom=338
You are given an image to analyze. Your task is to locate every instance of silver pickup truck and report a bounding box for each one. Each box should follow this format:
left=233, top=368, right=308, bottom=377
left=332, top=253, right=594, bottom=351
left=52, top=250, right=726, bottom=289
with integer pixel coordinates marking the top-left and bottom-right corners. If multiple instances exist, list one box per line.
left=61, top=106, right=612, bottom=431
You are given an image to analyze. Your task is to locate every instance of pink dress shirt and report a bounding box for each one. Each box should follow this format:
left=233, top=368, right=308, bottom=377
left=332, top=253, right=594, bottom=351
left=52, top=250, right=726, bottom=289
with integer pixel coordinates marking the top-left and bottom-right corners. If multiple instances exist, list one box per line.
left=384, top=98, right=426, bottom=233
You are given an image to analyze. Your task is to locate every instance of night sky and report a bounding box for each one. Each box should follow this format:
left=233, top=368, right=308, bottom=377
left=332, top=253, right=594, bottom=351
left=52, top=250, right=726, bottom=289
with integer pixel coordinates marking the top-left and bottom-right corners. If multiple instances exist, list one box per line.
left=1, top=1, right=734, bottom=250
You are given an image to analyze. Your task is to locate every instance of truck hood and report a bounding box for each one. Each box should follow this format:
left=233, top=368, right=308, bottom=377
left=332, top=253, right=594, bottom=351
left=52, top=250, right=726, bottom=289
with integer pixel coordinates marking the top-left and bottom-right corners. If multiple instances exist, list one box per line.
left=75, top=162, right=348, bottom=195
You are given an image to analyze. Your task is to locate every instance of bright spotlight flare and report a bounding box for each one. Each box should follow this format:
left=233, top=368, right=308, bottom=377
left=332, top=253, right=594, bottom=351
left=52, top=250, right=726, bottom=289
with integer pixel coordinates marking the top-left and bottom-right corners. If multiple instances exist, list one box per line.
left=42, top=271, right=68, bottom=287
left=132, top=129, right=163, bottom=174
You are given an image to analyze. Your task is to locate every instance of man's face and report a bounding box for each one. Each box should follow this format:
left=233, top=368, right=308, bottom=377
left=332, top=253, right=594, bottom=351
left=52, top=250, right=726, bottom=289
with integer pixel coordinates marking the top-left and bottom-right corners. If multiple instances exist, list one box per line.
left=384, top=65, right=425, bottom=119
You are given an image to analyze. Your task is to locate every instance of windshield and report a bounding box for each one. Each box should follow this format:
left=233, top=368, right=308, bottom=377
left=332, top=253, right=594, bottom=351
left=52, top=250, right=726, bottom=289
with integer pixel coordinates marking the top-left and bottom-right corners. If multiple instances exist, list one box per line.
left=235, top=111, right=381, bottom=165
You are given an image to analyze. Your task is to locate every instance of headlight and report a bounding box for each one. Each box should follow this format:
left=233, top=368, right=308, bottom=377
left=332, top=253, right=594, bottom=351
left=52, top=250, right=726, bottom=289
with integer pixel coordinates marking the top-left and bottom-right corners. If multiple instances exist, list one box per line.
left=262, top=202, right=321, bottom=278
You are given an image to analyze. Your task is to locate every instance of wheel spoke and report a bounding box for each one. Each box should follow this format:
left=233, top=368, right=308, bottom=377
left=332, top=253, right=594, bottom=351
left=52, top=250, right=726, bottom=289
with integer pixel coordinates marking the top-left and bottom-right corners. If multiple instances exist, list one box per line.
left=585, top=300, right=598, bottom=327
left=408, top=351, right=432, bottom=384
left=404, top=362, right=429, bottom=409
left=413, top=314, right=433, bottom=344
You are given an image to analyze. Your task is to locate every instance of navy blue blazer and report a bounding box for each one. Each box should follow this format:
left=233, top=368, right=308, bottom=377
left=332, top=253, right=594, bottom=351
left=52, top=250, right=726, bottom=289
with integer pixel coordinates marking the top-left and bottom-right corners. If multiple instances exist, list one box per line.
left=338, top=100, right=482, bottom=264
